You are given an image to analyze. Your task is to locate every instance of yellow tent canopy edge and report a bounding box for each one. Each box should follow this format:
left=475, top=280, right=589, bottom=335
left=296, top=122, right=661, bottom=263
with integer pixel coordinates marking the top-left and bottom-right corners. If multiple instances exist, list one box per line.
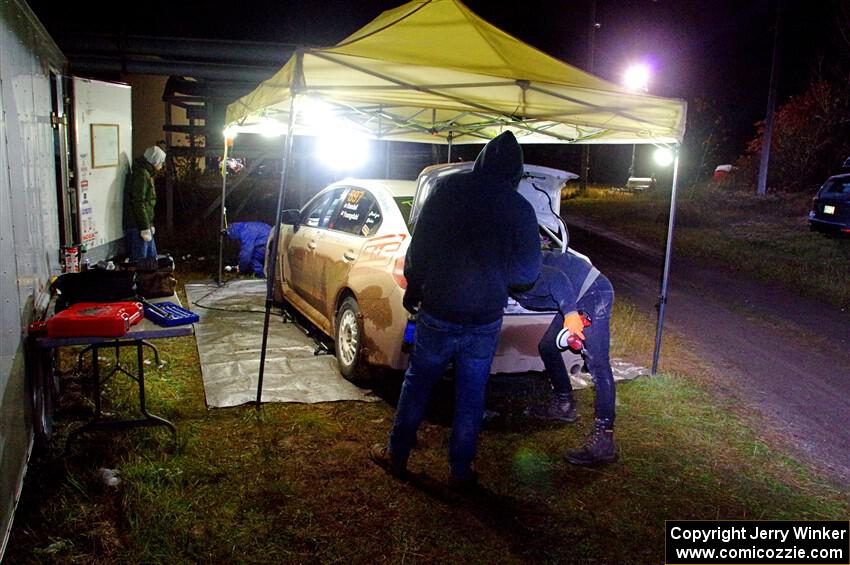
left=225, top=0, right=686, bottom=145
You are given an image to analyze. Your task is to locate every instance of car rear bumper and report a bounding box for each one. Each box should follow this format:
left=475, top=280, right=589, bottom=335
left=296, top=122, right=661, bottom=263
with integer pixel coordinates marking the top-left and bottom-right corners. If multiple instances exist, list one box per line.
left=809, top=217, right=850, bottom=234
left=367, top=293, right=583, bottom=375
left=492, top=313, right=583, bottom=374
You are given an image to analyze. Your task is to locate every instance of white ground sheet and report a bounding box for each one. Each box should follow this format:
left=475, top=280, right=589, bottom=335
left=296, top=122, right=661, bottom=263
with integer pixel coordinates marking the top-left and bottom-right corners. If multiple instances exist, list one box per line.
left=571, top=359, right=647, bottom=389
left=187, top=280, right=376, bottom=407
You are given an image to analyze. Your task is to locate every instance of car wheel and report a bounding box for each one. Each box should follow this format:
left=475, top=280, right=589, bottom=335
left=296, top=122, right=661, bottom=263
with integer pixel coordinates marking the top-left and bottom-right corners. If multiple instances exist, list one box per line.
left=335, top=296, right=364, bottom=379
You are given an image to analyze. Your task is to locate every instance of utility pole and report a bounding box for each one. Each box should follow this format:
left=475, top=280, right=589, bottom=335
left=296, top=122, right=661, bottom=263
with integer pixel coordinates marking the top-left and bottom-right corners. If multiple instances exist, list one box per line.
left=757, top=0, right=782, bottom=197
left=580, top=0, right=598, bottom=196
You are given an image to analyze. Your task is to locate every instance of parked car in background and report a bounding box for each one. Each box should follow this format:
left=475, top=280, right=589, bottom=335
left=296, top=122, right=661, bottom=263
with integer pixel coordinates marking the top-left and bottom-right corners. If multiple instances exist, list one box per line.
left=620, top=176, right=656, bottom=192
left=271, top=164, right=584, bottom=378
left=808, top=173, right=850, bottom=236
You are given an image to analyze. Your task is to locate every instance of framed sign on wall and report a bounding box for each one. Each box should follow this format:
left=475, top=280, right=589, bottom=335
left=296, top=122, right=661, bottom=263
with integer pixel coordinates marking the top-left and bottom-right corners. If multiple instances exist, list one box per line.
left=90, top=123, right=119, bottom=168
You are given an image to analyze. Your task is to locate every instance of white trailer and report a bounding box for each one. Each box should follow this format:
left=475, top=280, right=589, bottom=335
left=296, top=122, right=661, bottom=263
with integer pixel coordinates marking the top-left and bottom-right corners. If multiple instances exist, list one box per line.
left=0, top=0, right=132, bottom=556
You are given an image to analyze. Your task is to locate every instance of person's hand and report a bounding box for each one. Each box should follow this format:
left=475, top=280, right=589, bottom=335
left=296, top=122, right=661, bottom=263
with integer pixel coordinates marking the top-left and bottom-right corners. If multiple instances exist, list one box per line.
left=150, top=225, right=155, bottom=235
left=563, top=311, right=585, bottom=340
left=140, top=229, right=153, bottom=242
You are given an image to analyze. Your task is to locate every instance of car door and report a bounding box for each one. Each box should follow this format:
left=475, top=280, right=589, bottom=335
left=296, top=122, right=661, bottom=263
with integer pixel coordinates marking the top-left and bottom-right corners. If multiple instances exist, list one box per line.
left=283, top=187, right=344, bottom=302
left=311, top=187, right=380, bottom=319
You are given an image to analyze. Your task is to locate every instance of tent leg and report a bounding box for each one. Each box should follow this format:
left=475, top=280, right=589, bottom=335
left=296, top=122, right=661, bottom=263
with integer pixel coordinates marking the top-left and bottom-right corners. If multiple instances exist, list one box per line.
left=257, top=96, right=298, bottom=408
left=651, top=147, right=681, bottom=375
left=447, top=131, right=453, bottom=163
left=217, top=140, right=229, bottom=286
left=384, top=140, right=391, bottom=178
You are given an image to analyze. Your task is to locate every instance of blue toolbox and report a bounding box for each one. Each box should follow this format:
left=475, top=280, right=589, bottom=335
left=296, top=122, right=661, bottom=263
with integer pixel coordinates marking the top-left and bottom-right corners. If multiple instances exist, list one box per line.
left=142, top=300, right=199, bottom=327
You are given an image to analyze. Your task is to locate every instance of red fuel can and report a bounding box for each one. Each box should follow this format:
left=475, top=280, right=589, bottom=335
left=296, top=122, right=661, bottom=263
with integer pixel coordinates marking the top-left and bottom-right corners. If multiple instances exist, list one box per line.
left=46, top=302, right=144, bottom=338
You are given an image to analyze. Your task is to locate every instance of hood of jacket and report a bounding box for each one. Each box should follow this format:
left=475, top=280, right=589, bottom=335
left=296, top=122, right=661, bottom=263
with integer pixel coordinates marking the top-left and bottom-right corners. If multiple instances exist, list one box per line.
left=472, top=131, right=524, bottom=189
left=133, top=157, right=155, bottom=175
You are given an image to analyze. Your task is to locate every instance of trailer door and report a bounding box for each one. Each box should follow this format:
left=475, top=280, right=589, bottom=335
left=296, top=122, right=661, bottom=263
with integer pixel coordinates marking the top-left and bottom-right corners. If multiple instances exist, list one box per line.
left=70, top=77, right=132, bottom=262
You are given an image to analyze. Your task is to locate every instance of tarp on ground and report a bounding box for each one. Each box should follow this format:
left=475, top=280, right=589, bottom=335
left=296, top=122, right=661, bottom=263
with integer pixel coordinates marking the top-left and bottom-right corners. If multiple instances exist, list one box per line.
left=187, top=280, right=376, bottom=407
left=225, top=0, right=687, bottom=145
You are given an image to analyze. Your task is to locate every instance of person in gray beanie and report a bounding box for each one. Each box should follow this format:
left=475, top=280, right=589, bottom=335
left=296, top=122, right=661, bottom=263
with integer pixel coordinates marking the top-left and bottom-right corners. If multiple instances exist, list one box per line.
left=124, top=146, right=166, bottom=260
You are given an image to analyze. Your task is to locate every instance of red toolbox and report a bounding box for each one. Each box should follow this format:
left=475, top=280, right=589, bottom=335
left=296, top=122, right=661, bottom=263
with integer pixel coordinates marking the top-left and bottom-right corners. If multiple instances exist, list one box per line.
left=46, top=302, right=144, bottom=338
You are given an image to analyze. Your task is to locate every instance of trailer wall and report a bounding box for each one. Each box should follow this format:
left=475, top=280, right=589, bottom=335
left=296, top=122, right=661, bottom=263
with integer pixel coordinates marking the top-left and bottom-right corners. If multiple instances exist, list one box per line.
left=0, top=0, right=65, bottom=556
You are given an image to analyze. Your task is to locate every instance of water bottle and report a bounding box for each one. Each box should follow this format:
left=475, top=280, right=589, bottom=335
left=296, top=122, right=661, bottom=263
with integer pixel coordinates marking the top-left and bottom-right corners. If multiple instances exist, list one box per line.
left=80, top=245, right=90, bottom=271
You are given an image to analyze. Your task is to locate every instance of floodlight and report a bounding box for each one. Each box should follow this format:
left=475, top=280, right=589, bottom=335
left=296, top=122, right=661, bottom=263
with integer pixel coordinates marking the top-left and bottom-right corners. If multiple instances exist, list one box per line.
left=223, top=126, right=238, bottom=140
left=623, top=64, right=651, bottom=92
left=654, top=147, right=674, bottom=167
left=317, top=132, right=369, bottom=171
left=299, top=96, right=336, bottom=130
left=258, top=118, right=285, bottom=138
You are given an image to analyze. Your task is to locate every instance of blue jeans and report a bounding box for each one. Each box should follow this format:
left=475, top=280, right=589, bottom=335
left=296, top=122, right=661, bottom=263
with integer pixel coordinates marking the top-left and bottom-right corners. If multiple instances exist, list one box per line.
left=389, top=310, right=502, bottom=479
left=125, top=228, right=157, bottom=261
left=538, top=276, right=616, bottom=428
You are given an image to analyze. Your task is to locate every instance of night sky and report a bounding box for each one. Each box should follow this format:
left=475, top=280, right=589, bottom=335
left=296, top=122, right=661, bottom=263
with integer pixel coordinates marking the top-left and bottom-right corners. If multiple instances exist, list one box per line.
left=28, top=0, right=845, bottom=159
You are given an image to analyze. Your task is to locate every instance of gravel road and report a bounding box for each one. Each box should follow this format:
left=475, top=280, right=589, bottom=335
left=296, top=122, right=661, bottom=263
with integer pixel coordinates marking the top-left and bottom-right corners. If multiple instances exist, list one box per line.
left=567, top=217, right=850, bottom=486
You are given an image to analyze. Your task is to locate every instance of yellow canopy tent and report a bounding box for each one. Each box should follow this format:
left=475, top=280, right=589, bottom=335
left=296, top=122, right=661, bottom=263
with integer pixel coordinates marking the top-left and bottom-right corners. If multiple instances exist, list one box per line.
left=223, top=0, right=688, bottom=403
left=225, top=0, right=686, bottom=145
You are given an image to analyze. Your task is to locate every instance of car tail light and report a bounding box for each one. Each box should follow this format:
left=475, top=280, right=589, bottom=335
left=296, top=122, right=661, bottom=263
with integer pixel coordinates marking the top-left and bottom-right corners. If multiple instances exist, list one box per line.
left=392, top=255, right=407, bottom=289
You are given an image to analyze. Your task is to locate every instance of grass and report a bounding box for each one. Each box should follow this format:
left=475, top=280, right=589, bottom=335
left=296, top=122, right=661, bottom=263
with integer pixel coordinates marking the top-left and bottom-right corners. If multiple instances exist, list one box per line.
left=561, top=183, right=850, bottom=309
left=6, top=271, right=848, bottom=564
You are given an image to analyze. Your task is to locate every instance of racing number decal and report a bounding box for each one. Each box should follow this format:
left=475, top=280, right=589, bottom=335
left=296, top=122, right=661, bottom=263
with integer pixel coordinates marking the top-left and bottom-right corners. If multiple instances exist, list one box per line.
left=346, top=190, right=365, bottom=205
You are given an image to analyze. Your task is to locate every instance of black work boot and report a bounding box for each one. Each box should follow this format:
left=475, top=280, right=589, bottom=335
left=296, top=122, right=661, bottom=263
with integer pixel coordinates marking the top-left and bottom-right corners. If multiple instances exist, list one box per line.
left=524, top=394, right=577, bottom=423
left=565, top=426, right=617, bottom=466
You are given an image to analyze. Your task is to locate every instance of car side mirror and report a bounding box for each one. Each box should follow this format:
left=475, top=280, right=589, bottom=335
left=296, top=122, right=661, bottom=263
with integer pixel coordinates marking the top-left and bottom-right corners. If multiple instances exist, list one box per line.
left=280, top=209, right=301, bottom=230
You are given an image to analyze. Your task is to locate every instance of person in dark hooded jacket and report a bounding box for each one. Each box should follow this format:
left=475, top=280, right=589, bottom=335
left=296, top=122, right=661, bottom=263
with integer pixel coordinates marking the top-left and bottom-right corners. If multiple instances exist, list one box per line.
left=227, top=221, right=272, bottom=276
left=370, top=131, right=541, bottom=485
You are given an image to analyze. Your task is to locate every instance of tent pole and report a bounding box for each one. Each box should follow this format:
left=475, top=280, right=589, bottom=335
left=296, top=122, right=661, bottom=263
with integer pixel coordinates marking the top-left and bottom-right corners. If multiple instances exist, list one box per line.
left=384, top=140, right=390, bottom=178
left=216, top=138, right=230, bottom=286
left=447, top=131, right=453, bottom=163
left=257, top=94, right=299, bottom=409
left=651, top=146, right=681, bottom=375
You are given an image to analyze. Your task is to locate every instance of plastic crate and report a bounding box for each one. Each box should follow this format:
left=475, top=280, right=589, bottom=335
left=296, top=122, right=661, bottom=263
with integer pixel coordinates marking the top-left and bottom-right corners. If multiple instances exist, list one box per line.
left=143, top=301, right=199, bottom=327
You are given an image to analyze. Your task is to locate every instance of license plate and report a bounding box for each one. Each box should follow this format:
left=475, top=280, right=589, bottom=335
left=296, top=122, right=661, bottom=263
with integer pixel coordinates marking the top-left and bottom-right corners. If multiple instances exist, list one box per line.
left=823, top=204, right=835, bottom=214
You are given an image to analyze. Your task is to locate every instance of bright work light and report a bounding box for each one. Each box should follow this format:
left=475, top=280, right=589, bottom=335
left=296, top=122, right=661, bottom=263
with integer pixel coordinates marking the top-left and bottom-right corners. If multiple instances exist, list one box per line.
left=299, top=96, right=336, bottom=130
left=223, top=126, right=238, bottom=140
left=654, top=147, right=674, bottom=167
left=623, top=64, right=650, bottom=92
left=317, top=133, right=369, bottom=171
left=258, top=118, right=285, bottom=138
